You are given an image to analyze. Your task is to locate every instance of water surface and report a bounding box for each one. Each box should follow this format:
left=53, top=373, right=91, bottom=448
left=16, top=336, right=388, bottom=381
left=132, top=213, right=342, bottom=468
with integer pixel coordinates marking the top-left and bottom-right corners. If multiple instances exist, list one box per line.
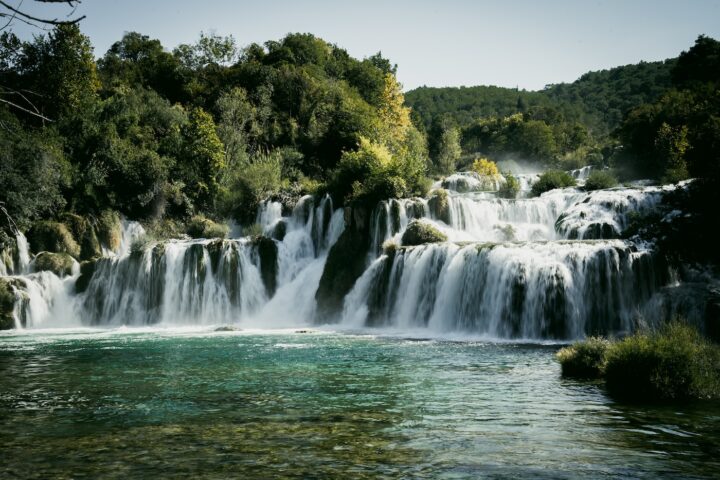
left=1, top=329, right=718, bottom=479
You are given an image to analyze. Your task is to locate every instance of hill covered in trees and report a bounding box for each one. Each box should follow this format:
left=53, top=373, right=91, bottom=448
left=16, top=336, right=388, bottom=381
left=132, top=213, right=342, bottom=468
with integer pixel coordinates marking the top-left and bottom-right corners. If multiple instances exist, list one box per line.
left=0, top=25, right=719, bottom=266
left=405, top=57, right=677, bottom=171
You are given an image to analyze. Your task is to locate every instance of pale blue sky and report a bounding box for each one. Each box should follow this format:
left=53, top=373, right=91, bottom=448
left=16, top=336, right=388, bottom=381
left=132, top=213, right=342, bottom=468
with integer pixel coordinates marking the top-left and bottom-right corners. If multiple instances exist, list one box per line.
left=10, top=0, right=720, bottom=90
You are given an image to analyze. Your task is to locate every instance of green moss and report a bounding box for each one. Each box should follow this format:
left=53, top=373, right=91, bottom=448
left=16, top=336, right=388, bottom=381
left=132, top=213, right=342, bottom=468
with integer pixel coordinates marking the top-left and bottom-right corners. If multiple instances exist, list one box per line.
left=187, top=215, right=229, bottom=239
left=604, top=322, right=720, bottom=401
left=427, top=189, right=451, bottom=224
left=62, top=213, right=102, bottom=260
left=27, top=221, right=81, bottom=258
left=401, top=220, right=447, bottom=246
left=33, top=252, right=75, bottom=277
left=556, top=337, right=611, bottom=378
left=96, top=210, right=122, bottom=252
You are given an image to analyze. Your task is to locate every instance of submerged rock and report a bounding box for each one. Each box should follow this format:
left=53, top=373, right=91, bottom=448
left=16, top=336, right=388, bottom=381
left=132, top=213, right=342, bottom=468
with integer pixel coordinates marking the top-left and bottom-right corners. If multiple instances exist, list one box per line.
left=401, top=220, right=447, bottom=246
left=215, top=325, right=241, bottom=332
left=33, top=252, right=75, bottom=277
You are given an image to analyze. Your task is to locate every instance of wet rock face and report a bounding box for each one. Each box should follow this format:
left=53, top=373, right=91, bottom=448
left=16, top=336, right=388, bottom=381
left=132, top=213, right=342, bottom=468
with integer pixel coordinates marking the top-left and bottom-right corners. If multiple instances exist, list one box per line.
left=253, top=236, right=278, bottom=297
left=317, top=205, right=370, bottom=323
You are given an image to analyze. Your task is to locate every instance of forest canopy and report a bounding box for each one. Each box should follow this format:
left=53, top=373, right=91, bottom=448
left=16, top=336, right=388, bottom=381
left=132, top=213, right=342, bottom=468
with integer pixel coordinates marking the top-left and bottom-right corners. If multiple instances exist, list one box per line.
left=1, top=24, right=719, bottom=237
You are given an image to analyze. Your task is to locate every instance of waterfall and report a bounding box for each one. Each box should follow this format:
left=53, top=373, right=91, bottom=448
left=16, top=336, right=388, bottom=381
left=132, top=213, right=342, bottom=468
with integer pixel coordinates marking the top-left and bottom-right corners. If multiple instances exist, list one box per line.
left=1, top=175, right=682, bottom=339
left=341, top=240, right=661, bottom=339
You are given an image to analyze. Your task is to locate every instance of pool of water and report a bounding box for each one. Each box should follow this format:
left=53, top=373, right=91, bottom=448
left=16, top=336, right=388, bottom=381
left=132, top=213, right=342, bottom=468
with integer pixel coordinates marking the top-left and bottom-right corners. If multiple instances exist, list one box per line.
left=1, top=328, right=719, bottom=479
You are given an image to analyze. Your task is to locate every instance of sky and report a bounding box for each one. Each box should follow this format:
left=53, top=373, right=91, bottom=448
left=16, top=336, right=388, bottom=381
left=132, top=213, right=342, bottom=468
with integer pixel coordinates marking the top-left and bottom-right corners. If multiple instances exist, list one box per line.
left=8, top=0, right=720, bottom=91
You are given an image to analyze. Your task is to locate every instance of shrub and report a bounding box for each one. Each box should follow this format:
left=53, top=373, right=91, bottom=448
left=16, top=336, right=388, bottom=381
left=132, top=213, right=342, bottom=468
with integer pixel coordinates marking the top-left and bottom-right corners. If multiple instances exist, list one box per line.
left=531, top=170, right=577, bottom=196
left=498, top=172, right=520, bottom=199
left=556, top=337, right=611, bottom=378
left=584, top=170, right=618, bottom=191
left=471, top=157, right=499, bottom=177
left=186, top=215, right=229, bottom=239
left=401, top=220, right=447, bottom=246
left=604, top=322, right=720, bottom=401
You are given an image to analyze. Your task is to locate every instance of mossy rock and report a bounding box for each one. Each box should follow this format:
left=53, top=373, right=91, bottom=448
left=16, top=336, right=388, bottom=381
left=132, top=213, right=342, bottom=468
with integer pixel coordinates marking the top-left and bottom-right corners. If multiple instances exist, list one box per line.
left=96, top=210, right=122, bottom=252
left=62, top=213, right=103, bottom=260
left=33, top=252, right=75, bottom=277
left=401, top=220, right=447, bottom=246
left=427, top=189, right=451, bottom=225
left=0, top=277, right=19, bottom=329
left=74, top=259, right=98, bottom=294
left=27, top=221, right=81, bottom=258
left=253, top=236, right=278, bottom=297
left=187, top=215, right=229, bottom=239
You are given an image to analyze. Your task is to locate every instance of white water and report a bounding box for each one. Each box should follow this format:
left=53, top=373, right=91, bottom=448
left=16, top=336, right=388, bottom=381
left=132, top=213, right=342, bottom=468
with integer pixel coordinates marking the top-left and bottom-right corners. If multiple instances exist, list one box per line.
left=1, top=171, right=682, bottom=339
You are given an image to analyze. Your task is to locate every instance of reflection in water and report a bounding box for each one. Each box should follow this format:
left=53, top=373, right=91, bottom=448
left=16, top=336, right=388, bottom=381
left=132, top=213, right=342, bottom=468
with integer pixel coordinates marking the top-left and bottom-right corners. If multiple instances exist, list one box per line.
left=0, top=330, right=719, bottom=478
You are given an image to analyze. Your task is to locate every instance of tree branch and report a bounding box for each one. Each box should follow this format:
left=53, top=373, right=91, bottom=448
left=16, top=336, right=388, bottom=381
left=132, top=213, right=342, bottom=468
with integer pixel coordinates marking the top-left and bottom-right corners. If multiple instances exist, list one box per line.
left=0, top=0, right=85, bottom=26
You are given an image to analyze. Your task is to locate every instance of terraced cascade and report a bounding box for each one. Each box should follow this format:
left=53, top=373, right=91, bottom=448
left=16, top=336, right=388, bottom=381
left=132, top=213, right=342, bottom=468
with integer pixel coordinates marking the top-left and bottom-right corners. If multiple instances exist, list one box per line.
left=0, top=172, right=685, bottom=339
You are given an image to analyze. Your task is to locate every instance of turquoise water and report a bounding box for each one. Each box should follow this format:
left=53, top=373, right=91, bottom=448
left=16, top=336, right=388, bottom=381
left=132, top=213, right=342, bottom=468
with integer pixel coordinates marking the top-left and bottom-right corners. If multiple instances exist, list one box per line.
left=1, top=329, right=719, bottom=479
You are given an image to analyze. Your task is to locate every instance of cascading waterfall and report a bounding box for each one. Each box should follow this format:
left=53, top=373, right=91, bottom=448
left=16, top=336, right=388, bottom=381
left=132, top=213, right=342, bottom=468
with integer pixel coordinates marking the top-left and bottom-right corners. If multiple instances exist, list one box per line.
left=1, top=169, right=684, bottom=339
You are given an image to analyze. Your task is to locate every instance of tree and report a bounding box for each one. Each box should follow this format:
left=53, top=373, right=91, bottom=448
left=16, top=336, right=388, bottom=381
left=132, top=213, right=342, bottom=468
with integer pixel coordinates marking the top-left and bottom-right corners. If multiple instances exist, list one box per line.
left=1, top=1, right=84, bottom=30
left=436, top=125, right=461, bottom=174
left=179, top=107, right=226, bottom=212
left=19, top=24, right=99, bottom=120
left=655, top=122, right=689, bottom=182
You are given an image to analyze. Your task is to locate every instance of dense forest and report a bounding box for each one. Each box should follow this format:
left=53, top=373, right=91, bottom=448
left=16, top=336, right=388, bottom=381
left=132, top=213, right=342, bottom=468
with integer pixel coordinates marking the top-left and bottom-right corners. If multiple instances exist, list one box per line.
left=0, top=25, right=719, bottom=263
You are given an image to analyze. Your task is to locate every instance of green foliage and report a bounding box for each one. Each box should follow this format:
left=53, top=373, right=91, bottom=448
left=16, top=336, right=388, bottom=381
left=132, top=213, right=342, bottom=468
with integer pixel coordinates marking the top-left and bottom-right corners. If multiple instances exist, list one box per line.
left=617, top=36, right=720, bottom=183
left=604, top=322, right=720, bottom=401
left=17, top=24, right=100, bottom=120
left=0, top=109, right=70, bottom=230
left=531, top=170, right=577, bottom=196
left=179, top=107, right=226, bottom=212
left=186, top=215, right=229, bottom=239
left=584, top=170, right=618, bottom=191
left=435, top=124, right=462, bottom=174
left=556, top=337, right=611, bottom=378
left=219, top=151, right=283, bottom=224
left=498, top=173, right=520, bottom=199
left=401, top=220, right=447, bottom=246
